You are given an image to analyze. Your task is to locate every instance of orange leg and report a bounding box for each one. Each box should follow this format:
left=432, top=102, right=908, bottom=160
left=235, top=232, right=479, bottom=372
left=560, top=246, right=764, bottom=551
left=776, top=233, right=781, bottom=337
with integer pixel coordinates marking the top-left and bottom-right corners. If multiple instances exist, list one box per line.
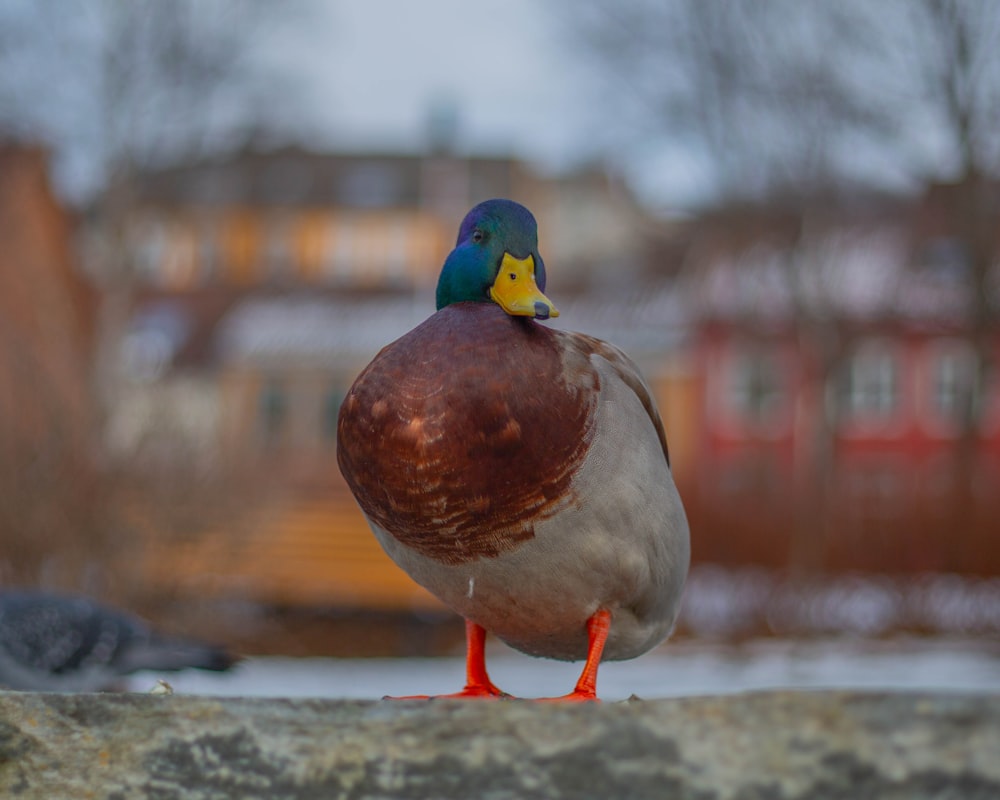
left=387, top=620, right=510, bottom=700
left=540, top=608, right=611, bottom=703
left=450, top=619, right=508, bottom=698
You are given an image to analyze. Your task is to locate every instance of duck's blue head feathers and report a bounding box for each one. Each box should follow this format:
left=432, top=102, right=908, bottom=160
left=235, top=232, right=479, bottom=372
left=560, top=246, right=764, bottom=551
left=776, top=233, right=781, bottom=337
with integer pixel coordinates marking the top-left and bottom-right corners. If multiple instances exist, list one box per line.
left=435, top=199, right=550, bottom=312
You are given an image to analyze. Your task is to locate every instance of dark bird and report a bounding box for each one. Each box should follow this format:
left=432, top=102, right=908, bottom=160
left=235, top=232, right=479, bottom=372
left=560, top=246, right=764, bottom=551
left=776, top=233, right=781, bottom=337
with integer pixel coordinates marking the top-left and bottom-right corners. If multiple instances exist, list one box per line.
left=0, top=590, right=237, bottom=692
left=337, top=199, right=690, bottom=700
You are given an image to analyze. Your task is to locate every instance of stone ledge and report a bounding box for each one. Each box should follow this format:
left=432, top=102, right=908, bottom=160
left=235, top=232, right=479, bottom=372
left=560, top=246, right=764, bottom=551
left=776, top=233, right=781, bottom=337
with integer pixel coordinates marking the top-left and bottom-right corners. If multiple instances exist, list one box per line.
left=1, top=690, right=998, bottom=799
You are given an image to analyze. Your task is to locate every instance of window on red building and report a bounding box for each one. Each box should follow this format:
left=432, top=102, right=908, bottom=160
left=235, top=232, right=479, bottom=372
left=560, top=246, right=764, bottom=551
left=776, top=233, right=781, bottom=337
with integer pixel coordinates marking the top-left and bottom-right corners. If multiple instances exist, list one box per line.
left=926, top=340, right=977, bottom=429
left=726, top=349, right=786, bottom=428
left=838, top=342, right=899, bottom=422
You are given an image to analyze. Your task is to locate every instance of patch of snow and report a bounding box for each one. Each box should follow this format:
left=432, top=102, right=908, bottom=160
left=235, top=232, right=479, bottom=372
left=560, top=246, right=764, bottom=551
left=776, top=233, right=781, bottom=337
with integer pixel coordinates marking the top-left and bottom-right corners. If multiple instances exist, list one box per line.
left=130, top=637, right=1000, bottom=701
left=678, top=567, right=1000, bottom=638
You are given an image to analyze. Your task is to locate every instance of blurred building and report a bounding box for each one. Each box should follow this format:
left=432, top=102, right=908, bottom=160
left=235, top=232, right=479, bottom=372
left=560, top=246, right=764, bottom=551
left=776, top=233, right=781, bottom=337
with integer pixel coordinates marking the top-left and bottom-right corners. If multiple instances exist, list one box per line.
left=93, top=145, right=657, bottom=617
left=673, top=188, right=1000, bottom=576
left=91, top=142, right=999, bottom=636
left=0, top=144, right=99, bottom=585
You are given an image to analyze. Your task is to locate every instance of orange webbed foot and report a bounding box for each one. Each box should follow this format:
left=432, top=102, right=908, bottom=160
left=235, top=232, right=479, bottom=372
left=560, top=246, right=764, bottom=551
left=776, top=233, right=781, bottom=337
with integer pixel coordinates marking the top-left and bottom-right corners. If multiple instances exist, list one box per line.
left=384, top=611, right=612, bottom=703
left=534, top=608, right=611, bottom=703
left=386, top=680, right=512, bottom=701
left=536, top=689, right=601, bottom=703
left=385, top=620, right=512, bottom=700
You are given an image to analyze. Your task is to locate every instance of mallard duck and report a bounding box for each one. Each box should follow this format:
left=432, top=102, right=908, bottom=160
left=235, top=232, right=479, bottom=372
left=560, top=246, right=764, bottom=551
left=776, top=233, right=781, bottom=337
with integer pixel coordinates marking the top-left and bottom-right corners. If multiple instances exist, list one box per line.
left=337, top=199, right=689, bottom=700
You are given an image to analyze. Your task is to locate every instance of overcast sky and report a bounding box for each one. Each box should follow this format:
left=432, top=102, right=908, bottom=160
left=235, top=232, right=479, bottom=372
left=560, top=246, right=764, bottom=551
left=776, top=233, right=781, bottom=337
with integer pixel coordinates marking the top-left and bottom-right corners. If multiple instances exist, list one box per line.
left=2, top=0, right=978, bottom=212
left=282, top=2, right=597, bottom=164
left=268, top=1, right=710, bottom=208
left=0, top=0, right=744, bottom=208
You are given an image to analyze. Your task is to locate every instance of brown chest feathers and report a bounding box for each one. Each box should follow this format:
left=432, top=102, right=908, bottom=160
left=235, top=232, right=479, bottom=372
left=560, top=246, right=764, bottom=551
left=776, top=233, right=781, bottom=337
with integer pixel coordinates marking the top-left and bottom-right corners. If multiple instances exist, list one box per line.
left=337, top=303, right=597, bottom=565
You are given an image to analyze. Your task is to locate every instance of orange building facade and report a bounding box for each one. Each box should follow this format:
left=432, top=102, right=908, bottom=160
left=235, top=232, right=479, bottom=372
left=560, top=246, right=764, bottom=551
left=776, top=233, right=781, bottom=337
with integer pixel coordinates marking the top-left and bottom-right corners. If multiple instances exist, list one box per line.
left=99, top=146, right=652, bottom=611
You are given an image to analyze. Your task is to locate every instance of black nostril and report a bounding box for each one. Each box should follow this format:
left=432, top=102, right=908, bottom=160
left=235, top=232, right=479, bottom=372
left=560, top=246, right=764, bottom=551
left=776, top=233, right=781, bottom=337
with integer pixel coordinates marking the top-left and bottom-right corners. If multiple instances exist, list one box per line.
left=534, top=302, right=550, bottom=320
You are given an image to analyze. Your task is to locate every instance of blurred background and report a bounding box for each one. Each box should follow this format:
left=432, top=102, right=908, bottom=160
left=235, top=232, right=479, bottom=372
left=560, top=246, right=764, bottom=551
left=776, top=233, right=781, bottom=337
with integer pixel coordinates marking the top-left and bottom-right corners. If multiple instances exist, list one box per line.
left=0, top=0, right=997, bottom=695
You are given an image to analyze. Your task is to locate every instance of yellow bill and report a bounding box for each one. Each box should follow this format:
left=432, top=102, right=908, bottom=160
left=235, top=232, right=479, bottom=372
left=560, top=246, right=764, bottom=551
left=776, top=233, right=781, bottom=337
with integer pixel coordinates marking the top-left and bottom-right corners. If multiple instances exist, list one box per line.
left=489, top=253, right=560, bottom=320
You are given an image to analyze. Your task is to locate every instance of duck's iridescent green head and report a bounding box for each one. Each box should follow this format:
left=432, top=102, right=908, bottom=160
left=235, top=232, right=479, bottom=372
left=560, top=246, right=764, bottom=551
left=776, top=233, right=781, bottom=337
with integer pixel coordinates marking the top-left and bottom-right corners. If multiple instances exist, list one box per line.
left=435, top=199, right=559, bottom=320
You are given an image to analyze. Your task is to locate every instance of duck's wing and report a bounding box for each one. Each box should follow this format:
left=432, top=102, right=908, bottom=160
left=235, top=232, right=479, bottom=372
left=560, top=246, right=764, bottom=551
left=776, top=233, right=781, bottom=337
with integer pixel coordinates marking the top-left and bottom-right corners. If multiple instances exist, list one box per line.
left=555, top=331, right=671, bottom=468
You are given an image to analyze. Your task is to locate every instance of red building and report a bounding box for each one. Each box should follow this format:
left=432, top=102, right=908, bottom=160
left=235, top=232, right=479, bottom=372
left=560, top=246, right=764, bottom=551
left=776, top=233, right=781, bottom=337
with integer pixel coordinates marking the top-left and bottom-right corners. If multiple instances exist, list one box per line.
left=677, top=192, right=1000, bottom=576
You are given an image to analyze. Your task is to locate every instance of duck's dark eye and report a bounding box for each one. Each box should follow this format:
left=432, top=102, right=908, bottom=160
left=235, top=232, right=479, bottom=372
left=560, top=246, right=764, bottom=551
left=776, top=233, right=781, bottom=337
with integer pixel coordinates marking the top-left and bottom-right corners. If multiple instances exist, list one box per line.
left=472, top=230, right=484, bottom=243
left=509, top=273, right=517, bottom=280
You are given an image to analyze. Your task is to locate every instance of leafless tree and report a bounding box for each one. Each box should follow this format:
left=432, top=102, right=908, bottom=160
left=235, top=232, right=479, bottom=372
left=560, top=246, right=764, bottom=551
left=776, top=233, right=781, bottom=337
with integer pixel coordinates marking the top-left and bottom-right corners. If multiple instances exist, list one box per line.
left=565, top=0, right=1000, bottom=575
left=895, top=0, right=1000, bottom=568
left=564, top=0, right=894, bottom=203
left=0, top=1, right=310, bottom=199
left=902, top=0, right=1000, bottom=420
left=566, top=0, right=999, bottom=311
left=0, top=1, right=312, bottom=597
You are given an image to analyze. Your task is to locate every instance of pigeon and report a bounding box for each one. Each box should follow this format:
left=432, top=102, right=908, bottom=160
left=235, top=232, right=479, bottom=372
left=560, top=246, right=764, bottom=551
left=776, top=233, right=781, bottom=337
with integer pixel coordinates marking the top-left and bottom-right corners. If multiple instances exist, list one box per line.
left=0, top=590, right=237, bottom=692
